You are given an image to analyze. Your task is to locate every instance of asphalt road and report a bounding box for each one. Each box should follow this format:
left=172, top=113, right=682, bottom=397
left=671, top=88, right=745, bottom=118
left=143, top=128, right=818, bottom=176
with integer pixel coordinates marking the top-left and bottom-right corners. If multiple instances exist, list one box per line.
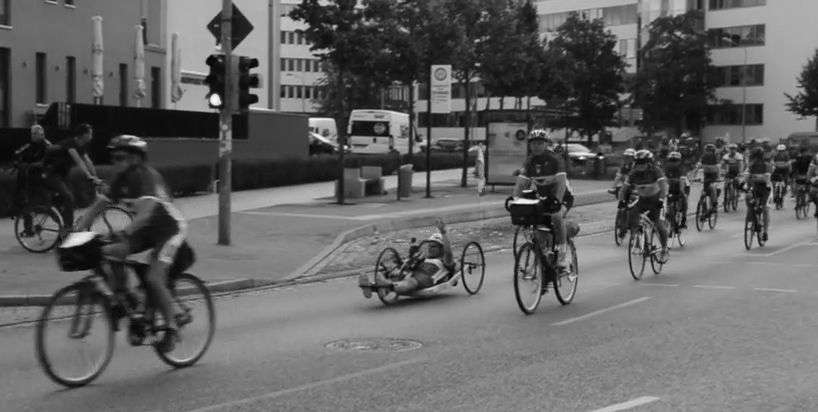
left=3, top=198, right=818, bottom=411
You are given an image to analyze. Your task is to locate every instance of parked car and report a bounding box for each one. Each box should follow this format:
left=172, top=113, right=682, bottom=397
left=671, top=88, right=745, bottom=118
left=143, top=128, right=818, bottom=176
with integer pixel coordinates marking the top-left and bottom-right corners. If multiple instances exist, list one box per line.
left=565, top=143, right=597, bottom=163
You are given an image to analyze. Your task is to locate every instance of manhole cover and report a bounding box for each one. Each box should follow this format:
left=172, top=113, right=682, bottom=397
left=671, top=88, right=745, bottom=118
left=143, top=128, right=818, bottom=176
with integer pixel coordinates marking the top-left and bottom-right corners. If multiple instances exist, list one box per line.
left=325, top=338, right=423, bottom=352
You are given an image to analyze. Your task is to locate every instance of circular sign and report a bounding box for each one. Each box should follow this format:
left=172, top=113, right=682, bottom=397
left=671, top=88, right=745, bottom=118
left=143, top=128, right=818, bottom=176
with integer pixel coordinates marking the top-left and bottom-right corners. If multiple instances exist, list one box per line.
left=373, top=122, right=387, bottom=135
left=515, top=129, right=527, bottom=141
left=433, top=67, right=448, bottom=82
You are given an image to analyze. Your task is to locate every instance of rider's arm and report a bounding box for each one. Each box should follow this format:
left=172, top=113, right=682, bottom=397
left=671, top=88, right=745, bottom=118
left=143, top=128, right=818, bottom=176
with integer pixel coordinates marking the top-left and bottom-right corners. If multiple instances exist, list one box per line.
left=553, top=172, right=567, bottom=204
left=74, top=194, right=112, bottom=231
left=122, top=198, right=159, bottom=237
left=68, top=148, right=94, bottom=180
left=82, top=152, right=97, bottom=177
left=439, top=229, right=454, bottom=268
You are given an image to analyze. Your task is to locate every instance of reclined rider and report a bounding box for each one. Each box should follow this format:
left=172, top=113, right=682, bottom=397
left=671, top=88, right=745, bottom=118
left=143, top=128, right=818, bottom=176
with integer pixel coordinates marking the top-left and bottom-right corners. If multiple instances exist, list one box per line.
left=514, top=129, right=570, bottom=276
left=359, top=218, right=454, bottom=299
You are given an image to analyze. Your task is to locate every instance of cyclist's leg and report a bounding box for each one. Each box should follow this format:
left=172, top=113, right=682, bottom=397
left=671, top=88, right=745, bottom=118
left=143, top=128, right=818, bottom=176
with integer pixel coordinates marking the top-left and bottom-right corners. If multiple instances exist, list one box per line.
left=42, top=174, right=75, bottom=227
left=650, top=198, right=668, bottom=248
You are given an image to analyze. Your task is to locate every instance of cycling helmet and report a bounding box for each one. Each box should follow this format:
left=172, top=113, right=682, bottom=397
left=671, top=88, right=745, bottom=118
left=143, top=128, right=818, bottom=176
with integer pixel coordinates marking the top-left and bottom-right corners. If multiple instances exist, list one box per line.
left=705, top=143, right=716, bottom=151
left=623, top=148, right=636, bottom=157
left=528, top=129, right=551, bottom=142
left=107, top=134, right=147, bottom=156
left=428, top=233, right=444, bottom=245
left=777, top=144, right=786, bottom=151
left=727, top=143, right=738, bottom=150
left=668, top=151, right=682, bottom=160
left=634, top=149, right=653, bottom=164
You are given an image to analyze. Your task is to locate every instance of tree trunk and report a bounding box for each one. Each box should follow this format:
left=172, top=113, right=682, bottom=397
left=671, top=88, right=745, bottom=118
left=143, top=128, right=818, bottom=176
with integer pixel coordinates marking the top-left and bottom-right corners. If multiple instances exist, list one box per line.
left=407, top=81, right=416, bottom=164
left=461, top=76, right=471, bottom=188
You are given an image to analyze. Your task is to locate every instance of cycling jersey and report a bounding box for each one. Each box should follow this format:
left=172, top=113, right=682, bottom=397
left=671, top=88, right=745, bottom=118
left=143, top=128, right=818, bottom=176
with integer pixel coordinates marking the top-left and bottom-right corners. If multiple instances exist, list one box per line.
left=626, top=164, right=665, bottom=198
left=772, top=152, right=790, bottom=170
left=662, top=162, right=687, bottom=194
left=109, top=164, right=187, bottom=264
left=792, top=154, right=812, bottom=176
left=522, top=152, right=566, bottom=198
left=746, top=161, right=772, bottom=184
left=700, top=152, right=720, bottom=181
left=722, top=152, right=744, bottom=176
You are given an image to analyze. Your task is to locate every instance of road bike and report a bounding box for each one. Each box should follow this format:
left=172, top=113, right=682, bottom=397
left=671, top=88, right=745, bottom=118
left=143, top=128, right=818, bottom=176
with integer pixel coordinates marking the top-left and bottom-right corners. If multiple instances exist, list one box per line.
left=794, top=180, right=810, bottom=220
left=695, top=181, right=719, bottom=232
left=508, top=195, right=579, bottom=315
left=772, top=180, right=786, bottom=210
left=35, top=232, right=214, bottom=387
left=509, top=190, right=573, bottom=258
left=723, top=176, right=740, bottom=213
left=612, top=190, right=636, bottom=247
left=743, top=188, right=768, bottom=250
left=628, top=205, right=669, bottom=280
left=665, top=192, right=687, bottom=248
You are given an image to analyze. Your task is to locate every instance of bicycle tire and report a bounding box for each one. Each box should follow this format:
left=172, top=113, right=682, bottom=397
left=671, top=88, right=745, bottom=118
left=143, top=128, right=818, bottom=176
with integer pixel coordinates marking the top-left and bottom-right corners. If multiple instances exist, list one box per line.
left=731, top=185, right=739, bottom=211
left=614, top=210, right=625, bottom=246
left=90, top=205, right=133, bottom=235
left=155, top=273, right=216, bottom=368
left=554, top=240, right=578, bottom=305
left=628, top=229, right=646, bottom=280
left=650, top=229, right=664, bottom=274
left=708, top=205, right=718, bottom=230
left=695, top=197, right=705, bottom=232
left=756, top=212, right=766, bottom=247
left=514, top=242, right=543, bottom=315
left=743, top=215, right=754, bottom=250
left=36, top=282, right=114, bottom=388
left=513, top=226, right=522, bottom=259
left=14, top=205, right=64, bottom=253
left=460, top=241, right=485, bottom=295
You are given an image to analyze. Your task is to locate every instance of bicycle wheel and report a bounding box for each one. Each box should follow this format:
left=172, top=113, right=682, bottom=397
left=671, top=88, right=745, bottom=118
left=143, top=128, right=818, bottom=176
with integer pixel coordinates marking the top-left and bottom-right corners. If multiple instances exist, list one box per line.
left=155, top=273, right=215, bottom=368
left=756, top=213, right=767, bottom=247
left=708, top=202, right=718, bottom=230
left=650, top=229, right=664, bottom=274
left=695, top=197, right=705, bottom=232
left=554, top=240, right=578, bottom=305
left=628, top=229, right=646, bottom=280
left=743, top=215, right=754, bottom=250
left=513, top=226, right=522, bottom=259
left=14, top=205, right=63, bottom=253
left=460, top=241, right=485, bottom=295
left=35, top=282, right=114, bottom=388
left=723, top=187, right=731, bottom=213
left=614, top=210, right=625, bottom=246
left=90, top=205, right=133, bottom=235
left=731, top=186, right=739, bottom=211
left=374, top=247, right=401, bottom=305
left=514, top=242, right=543, bottom=315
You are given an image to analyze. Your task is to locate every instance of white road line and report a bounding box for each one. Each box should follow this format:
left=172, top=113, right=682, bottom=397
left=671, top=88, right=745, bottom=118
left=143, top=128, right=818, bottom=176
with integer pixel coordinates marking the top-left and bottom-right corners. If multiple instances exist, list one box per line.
left=590, top=396, right=661, bottom=412
left=759, top=241, right=810, bottom=258
left=753, top=287, right=798, bottom=293
left=552, top=297, right=652, bottom=326
left=238, top=211, right=356, bottom=220
left=692, top=285, right=736, bottom=290
left=188, top=358, right=423, bottom=412
left=639, top=283, right=679, bottom=287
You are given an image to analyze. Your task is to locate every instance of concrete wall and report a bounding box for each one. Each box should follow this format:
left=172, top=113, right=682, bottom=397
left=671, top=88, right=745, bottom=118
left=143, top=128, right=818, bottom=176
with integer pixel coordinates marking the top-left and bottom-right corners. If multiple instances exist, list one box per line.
left=0, top=0, right=166, bottom=127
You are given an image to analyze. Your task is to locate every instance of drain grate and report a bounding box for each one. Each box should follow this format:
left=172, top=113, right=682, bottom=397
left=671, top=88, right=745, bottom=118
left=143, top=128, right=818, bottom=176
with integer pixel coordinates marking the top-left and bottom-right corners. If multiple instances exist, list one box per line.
left=325, top=338, right=423, bottom=352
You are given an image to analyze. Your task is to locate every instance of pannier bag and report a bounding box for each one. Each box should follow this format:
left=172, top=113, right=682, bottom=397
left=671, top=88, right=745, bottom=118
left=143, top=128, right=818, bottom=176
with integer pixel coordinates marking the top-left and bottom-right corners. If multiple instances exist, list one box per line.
left=508, top=197, right=561, bottom=226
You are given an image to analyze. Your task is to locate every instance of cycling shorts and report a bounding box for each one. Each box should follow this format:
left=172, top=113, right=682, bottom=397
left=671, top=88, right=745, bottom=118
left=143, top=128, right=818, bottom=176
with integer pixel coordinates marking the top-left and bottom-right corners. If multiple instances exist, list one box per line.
left=126, top=202, right=187, bottom=265
left=771, top=169, right=789, bottom=182
left=628, top=195, right=662, bottom=229
left=748, top=183, right=770, bottom=205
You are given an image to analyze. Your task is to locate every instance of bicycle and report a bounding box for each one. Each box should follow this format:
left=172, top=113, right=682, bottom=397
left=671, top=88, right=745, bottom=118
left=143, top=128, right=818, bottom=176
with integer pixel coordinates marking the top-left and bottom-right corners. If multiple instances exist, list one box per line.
left=665, top=192, right=687, bottom=248
left=627, top=204, right=668, bottom=280
left=695, top=180, right=719, bottom=232
left=612, top=190, right=636, bottom=247
left=509, top=189, right=573, bottom=258
left=36, top=232, right=214, bottom=388
left=723, top=176, right=740, bottom=213
left=743, top=187, right=768, bottom=250
left=508, top=196, right=579, bottom=315
left=794, top=180, right=810, bottom=220
left=772, top=180, right=786, bottom=210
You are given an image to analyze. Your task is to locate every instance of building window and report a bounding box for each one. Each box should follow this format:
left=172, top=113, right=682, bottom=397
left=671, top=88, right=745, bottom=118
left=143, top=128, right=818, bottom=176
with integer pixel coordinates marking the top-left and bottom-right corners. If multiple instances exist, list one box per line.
left=35, top=53, right=46, bottom=104
left=0, top=48, right=9, bottom=126
left=602, top=4, right=637, bottom=26
left=150, top=66, right=160, bottom=109
left=118, top=63, right=128, bottom=107
left=0, top=0, right=10, bottom=25
left=714, top=64, right=764, bottom=87
left=305, top=60, right=311, bottom=72
left=619, top=39, right=628, bottom=57
left=313, top=60, right=320, bottom=72
left=288, top=59, right=294, bottom=71
left=708, top=104, right=763, bottom=125
left=709, top=25, right=765, bottom=48
left=709, top=0, right=765, bottom=10
left=287, top=85, right=294, bottom=98
left=280, top=58, right=286, bottom=71
left=296, top=59, right=302, bottom=71
left=280, top=85, right=286, bottom=98
left=296, top=85, right=302, bottom=99
left=66, top=56, right=76, bottom=103
left=688, top=0, right=705, bottom=10
left=288, top=32, right=295, bottom=44
left=280, top=31, right=287, bottom=44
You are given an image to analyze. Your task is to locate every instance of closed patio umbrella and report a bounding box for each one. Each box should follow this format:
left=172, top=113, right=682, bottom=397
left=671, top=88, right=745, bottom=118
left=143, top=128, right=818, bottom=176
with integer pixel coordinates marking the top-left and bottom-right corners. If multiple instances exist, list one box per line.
left=91, top=16, right=104, bottom=104
left=134, top=24, right=147, bottom=107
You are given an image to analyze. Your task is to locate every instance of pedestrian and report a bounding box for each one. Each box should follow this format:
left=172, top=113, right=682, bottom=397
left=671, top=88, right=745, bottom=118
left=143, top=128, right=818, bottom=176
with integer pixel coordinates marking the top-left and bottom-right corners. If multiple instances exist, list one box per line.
left=12, top=124, right=51, bottom=213
left=469, top=142, right=486, bottom=195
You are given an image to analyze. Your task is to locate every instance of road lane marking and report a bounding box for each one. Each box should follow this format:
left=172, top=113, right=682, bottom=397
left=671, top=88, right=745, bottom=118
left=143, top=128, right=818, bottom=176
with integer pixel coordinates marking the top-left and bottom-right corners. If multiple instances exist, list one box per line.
left=552, top=297, right=652, bottom=326
left=692, top=285, right=736, bottom=290
left=639, top=283, right=679, bottom=287
left=753, top=287, right=798, bottom=293
left=759, top=241, right=811, bottom=258
left=590, top=396, right=661, bottom=412
left=188, top=358, right=424, bottom=412
left=238, top=211, right=357, bottom=220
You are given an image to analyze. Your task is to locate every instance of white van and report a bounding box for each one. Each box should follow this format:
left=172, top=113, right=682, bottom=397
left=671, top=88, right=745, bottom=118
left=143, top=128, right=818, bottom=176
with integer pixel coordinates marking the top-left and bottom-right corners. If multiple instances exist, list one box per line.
left=347, top=109, right=420, bottom=154
left=308, top=117, right=338, bottom=144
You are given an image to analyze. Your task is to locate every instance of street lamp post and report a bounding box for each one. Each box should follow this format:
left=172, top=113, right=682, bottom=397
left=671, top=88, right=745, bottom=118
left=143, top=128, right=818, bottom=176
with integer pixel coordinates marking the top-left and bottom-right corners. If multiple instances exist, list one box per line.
left=285, top=72, right=306, bottom=113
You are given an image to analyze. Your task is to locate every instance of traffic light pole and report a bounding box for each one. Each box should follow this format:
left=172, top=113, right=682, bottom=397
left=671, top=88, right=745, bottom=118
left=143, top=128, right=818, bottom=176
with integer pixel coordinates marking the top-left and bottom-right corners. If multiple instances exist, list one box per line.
left=218, top=0, right=233, bottom=246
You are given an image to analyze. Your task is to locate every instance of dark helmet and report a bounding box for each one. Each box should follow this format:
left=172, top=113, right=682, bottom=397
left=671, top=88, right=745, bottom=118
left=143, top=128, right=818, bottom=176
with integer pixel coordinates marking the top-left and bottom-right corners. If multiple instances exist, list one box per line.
left=705, top=144, right=716, bottom=152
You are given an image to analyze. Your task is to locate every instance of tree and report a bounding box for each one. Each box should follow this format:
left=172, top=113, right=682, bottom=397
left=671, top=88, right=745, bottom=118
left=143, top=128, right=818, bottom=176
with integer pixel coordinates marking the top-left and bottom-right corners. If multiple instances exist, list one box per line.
left=546, top=13, right=626, bottom=143
left=632, top=10, right=717, bottom=137
left=786, top=48, right=818, bottom=131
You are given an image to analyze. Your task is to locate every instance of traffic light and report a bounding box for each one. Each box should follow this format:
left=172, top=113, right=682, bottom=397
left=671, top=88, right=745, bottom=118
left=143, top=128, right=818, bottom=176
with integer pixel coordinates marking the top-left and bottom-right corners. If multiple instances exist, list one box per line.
left=237, top=56, right=261, bottom=111
left=204, top=54, right=226, bottom=110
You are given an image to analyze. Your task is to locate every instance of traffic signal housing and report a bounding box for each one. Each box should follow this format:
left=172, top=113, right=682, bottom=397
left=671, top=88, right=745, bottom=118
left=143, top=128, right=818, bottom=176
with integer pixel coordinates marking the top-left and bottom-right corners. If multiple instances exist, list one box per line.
left=237, top=56, right=261, bottom=112
left=204, top=54, right=226, bottom=110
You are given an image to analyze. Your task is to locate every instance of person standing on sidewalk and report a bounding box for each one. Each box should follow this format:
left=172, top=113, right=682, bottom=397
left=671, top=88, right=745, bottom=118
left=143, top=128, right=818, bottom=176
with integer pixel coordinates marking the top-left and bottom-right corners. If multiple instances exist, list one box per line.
left=43, top=123, right=101, bottom=229
left=469, top=142, right=486, bottom=195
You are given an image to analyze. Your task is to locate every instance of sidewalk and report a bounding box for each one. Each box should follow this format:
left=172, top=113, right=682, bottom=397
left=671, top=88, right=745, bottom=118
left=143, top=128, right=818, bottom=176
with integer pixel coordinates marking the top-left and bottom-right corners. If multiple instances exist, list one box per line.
left=0, top=168, right=611, bottom=303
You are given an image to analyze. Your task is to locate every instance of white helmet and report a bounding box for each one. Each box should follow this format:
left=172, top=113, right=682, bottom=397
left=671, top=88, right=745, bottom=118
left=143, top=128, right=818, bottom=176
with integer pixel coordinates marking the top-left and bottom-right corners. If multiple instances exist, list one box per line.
left=777, top=144, right=786, bottom=151
left=428, top=233, right=443, bottom=245
left=623, top=148, right=636, bottom=157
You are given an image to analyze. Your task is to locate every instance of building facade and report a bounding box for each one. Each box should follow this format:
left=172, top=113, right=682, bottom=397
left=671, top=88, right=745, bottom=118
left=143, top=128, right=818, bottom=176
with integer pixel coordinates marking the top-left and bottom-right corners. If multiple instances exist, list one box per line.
left=0, top=0, right=166, bottom=128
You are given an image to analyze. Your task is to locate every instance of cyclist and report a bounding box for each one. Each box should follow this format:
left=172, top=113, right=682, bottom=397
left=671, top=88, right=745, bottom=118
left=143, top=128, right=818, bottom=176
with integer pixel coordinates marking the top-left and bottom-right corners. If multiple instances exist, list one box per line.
left=12, top=125, right=52, bottom=215
left=78, top=135, right=191, bottom=353
left=662, top=151, right=689, bottom=229
left=609, top=148, right=636, bottom=196
left=743, top=147, right=771, bottom=241
left=513, top=129, right=570, bottom=275
left=359, top=218, right=454, bottom=299
left=808, top=154, right=818, bottom=218
left=43, top=123, right=101, bottom=229
left=721, top=143, right=744, bottom=205
left=791, top=146, right=812, bottom=201
left=770, top=144, right=791, bottom=205
left=620, top=150, right=669, bottom=261
left=695, top=143, right=722, bottom=212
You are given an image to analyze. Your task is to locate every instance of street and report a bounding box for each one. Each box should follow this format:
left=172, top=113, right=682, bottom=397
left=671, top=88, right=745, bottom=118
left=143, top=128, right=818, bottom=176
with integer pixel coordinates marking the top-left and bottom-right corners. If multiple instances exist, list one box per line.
left=2, top=201, right=818, bottom=411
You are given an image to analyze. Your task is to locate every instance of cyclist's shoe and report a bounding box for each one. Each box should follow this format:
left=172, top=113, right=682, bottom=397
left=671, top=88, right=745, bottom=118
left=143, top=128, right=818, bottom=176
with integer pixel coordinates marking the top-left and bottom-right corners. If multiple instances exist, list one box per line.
left=556, top=248, right=571, bottom=277
left=156, top=328, right=179, bottom=353
left=357, top=273, right=373, bottom=298
left=762, top=232, right=768, bottom=242
left=658, top=246, right=670, bottom=263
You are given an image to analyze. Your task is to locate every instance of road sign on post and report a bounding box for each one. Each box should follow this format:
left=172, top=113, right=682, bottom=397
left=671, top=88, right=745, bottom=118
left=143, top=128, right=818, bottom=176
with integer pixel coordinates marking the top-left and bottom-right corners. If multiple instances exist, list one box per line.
left=426, top=65, right=452, bottom=198
left=207, top=3, right=254, bottom=51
